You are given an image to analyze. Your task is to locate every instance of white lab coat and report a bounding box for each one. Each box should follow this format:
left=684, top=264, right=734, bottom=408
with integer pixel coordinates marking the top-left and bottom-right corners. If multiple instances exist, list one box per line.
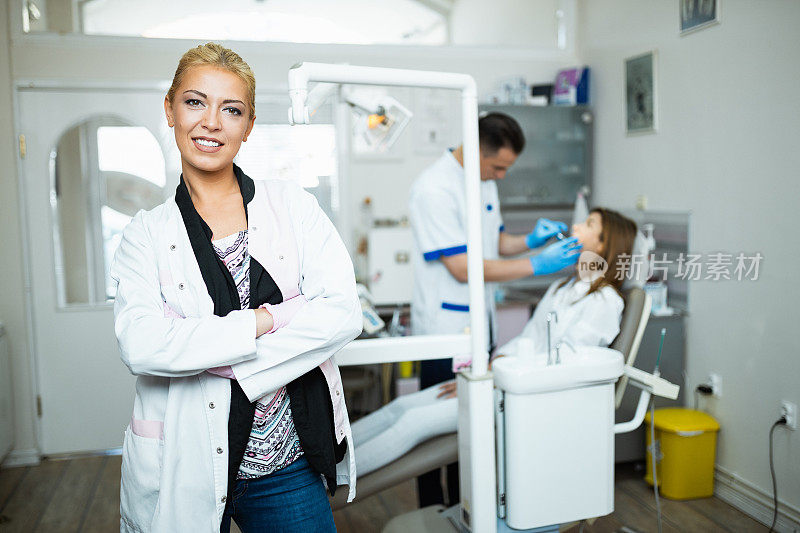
left=111, top=179, right=362, bottom=532
left=496, top=278, right=624, bottom=357
left=408, top=150, right=504, bottom=346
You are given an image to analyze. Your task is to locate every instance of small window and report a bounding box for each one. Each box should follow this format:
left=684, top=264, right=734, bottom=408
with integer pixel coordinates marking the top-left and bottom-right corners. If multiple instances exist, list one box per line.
left=97, top=127, right=166, bottom=187
left=51, top=118, right=166, bottom=305
left=97, top=126, right=166, bottom=299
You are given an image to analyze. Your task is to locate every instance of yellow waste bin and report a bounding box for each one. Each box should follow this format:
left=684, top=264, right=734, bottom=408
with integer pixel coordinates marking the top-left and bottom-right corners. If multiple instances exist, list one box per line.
left=644, top=408, right=720, bottom=500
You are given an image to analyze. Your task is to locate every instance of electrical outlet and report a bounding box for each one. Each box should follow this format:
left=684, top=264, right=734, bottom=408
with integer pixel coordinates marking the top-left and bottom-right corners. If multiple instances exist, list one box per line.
left=781, top=401, right=797, bottom=430
left=635, top=195, right=648, bottom=211
left=708, top=373, right=722, bottom=398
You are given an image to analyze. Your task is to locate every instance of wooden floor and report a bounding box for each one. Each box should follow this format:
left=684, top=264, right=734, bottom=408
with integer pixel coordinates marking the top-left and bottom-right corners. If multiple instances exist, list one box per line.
left=0, top=458, right=766, bottom=532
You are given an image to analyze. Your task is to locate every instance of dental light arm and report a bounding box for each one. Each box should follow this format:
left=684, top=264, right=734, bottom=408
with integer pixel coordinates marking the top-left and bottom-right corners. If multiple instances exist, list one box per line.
left=289, top=82, right=339, bottom=124
left=288, top=81, right=395, bottom=120
left=291, top=79, right=412, bottom=153
left=287, top=81, right=386, bottom=123
left=287, top=61, right=488, bottom=372
left=289, top=62, right=496, bottom=533
left=614, top=367, right=680, bottom=434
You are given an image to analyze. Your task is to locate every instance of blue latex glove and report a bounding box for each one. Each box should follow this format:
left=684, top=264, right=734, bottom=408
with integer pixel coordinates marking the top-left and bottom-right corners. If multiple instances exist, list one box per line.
left=526, top=218, right=570, bottom=249
left=529, top=237, right=582, bottom=276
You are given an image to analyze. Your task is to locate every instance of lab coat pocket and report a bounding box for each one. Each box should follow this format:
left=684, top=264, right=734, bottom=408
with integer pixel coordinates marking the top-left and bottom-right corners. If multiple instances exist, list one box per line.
left=437, top=301, right=471, bottom=335
left=120, top=425, right=163, bottom=530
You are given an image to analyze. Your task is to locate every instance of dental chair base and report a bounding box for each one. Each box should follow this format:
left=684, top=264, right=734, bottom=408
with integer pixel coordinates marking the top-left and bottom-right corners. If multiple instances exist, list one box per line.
left=382, top=505, right=454, bottom=533
left=382, top=504, right=561, bottom=533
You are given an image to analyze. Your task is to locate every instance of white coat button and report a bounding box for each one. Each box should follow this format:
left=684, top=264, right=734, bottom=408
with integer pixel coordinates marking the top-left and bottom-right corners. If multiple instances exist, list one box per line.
left=170, top=244, right=176, bottom=251
left=252, top=226, right=257, bottom=231
left=178, top=283, right=185, bottom=290
left=209, top=402, right=215, bottom=409
left=221, top=496, right=227, bottom=503
left=217, top=447, right=224, bottom=454
left=279, top=255, right=284, bottom=261
left=335, top=390, right=340, bottom=396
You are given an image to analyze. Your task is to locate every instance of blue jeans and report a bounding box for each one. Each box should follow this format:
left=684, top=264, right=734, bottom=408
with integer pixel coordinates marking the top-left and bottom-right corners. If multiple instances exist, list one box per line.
left=220, top=456, right=336, bottom=533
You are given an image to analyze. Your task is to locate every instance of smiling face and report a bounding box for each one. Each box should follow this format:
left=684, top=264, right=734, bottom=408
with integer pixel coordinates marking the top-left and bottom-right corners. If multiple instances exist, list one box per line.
left=164, top=65, right=255, bottom=176
left=572, top=211, right=605, bottom=254
left=479, top=146, right=518, bottom=181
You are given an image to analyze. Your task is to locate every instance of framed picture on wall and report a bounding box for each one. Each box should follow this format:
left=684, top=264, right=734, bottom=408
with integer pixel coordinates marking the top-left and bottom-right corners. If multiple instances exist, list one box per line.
left=680, top=0, right=720, bottom=35
left=625, top=50, right=658, bottom=135
left=411, top=88, right=456, bottom=155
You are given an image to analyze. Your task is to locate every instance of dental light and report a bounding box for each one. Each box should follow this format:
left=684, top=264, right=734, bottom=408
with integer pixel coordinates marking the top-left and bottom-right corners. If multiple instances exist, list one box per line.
left=287, top=77, right=412, bottom=152
left=348, top=91, right=412, bottom=152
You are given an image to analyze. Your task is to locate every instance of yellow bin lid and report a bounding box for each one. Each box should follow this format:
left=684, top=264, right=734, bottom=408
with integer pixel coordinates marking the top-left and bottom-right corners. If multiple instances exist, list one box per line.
left=644, top=408, right=720, bottom=433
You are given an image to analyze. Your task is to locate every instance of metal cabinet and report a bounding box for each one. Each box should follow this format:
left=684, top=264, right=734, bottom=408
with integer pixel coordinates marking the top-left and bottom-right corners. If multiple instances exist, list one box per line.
left=367, top=226, right=415, bottom=306
left=478, top=104, right=593, bottom=208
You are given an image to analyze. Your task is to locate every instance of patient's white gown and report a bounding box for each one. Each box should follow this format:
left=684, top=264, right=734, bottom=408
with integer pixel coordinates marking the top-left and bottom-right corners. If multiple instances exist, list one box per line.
left=351, top=277, right=625, bottom=477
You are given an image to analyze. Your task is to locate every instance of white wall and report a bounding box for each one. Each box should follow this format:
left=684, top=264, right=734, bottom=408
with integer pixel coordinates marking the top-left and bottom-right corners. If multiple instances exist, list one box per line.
left=2, top=0, right=577, bottom=460
left=451, top=0, right=559, bottom=48
left=578, top=0, right=800, bottom=522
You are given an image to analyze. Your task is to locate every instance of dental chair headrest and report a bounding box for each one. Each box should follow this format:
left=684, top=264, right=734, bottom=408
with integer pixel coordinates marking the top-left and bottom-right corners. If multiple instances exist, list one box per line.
left=622, top=231, right=649, bottom=289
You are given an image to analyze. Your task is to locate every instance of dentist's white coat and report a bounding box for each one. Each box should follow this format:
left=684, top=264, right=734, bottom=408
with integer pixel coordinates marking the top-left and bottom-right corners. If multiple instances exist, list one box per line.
left=111, top=179, right=361, bottom=532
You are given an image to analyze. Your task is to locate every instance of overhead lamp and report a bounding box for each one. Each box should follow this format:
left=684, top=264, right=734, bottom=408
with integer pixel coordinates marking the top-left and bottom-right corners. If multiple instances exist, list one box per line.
left=347, top=91, right=412, bottom=152
left=289, top=80, right=412, bottom=152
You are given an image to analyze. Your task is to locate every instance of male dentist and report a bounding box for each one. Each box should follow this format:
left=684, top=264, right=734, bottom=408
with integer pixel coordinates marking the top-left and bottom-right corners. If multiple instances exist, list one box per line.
left=408, top=112, right=581, bottom=507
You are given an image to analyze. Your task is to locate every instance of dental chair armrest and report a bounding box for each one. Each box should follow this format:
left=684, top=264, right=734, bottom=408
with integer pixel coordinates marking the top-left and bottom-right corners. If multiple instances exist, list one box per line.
left=614, top=367, right=680, bottom=434
left=623, top=366, right=680, bottom=400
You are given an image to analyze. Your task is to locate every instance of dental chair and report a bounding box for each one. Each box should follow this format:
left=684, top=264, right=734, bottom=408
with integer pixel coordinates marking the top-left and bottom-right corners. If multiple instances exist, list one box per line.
left=332, top=288, right=652, bottom=514
left=612, top=287, right=652, bottom=407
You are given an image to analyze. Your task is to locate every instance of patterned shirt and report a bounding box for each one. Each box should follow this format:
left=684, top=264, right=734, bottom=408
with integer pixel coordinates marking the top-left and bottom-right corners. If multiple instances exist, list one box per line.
left=211, top=230, right=304, bottom=479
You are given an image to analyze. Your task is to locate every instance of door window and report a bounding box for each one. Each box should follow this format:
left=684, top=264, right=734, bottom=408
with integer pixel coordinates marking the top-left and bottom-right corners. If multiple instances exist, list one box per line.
left=51, top=117, right=167, bottom=305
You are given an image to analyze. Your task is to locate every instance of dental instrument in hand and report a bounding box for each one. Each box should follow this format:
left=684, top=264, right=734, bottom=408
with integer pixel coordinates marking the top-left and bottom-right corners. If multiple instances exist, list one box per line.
left=527, top=218, right=570, bottom=249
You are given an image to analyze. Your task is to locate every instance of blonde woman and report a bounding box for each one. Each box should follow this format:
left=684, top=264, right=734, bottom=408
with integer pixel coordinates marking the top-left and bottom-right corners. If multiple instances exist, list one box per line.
left=111, top=43, right=361, bottom=532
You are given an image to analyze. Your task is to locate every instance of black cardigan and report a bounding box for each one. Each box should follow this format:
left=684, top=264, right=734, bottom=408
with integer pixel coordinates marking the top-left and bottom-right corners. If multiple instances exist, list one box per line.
left=174, top=165, right=346, bottom=500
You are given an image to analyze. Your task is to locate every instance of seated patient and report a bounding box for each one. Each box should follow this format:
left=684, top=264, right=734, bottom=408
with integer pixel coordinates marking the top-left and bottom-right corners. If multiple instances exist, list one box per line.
left=351, top=208, right=637, bottom=477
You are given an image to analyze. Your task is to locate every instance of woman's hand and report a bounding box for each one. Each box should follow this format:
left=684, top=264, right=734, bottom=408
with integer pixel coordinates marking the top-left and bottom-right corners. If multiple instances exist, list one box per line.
left=255, top=294, right=308, bottom=337
left=437, top=380, right=457, bottom=399
left=255, top=307, right=275, bottom=337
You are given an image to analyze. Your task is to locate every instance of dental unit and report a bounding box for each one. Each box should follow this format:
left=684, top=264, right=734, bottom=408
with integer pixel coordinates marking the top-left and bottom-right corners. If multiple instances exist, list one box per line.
left=287, top=62, right=679, bottom=533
